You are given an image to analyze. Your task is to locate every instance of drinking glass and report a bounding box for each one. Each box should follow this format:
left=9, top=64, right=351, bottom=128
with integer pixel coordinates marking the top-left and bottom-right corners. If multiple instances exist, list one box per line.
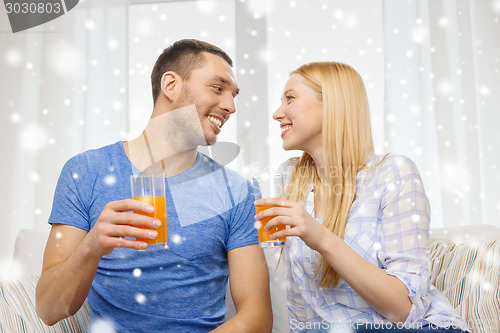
left=130, top=173, right=168, bottom=250
left=253, top=174, right=286, bottom=248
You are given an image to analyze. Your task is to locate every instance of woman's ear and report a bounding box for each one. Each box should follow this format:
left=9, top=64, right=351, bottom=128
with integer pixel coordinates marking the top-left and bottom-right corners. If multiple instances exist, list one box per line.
left=160, top=71, right=182, bottom=103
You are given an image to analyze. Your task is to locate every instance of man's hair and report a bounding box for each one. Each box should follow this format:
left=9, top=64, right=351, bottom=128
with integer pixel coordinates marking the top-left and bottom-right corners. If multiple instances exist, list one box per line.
left=150, top=39, right=233, bottom=104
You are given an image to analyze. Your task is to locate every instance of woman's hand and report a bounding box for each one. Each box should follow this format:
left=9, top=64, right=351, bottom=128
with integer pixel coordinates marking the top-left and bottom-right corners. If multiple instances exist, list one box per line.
left=254, top=198, right=329, bottom=252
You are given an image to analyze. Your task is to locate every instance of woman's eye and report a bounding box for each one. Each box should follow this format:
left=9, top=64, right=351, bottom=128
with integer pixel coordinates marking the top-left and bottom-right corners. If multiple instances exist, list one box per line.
left=286, top=95, right=294, bottom=102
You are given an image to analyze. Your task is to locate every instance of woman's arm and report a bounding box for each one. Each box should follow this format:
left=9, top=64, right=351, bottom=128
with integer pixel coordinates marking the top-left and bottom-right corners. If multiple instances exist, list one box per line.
left=255, top=155, right=431, bottom=324
left=255, top=199, right=411, bottom=323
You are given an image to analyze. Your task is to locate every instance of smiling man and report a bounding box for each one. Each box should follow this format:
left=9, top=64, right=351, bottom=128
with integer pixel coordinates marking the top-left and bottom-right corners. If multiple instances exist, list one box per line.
left=35, top=39, right=272, bottom=332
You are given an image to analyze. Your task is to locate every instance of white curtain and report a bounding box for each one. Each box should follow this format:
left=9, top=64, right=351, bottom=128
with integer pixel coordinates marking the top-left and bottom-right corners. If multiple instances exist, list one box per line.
left=2, top=0, right=499, bottom=269
left=383, top=0, right=500, bottom=228
left=0, top=1, right=129, bottom=262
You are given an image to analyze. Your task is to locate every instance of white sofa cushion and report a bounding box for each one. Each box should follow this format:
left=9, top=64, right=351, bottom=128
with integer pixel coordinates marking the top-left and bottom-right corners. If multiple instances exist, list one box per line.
left=12, top=228, right=50, bottom=278
left=430, top=224, right=500, bottom=244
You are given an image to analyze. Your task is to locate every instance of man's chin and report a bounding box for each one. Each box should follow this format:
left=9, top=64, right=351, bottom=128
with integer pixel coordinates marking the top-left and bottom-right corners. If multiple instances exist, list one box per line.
left=203, top=141, right=217, bottom=146
left=202, top=135, right=217, bottom=146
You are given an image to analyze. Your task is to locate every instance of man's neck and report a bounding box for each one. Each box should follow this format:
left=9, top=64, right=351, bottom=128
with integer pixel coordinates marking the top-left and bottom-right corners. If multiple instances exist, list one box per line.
left=125, top=103, right=208, bottom=177
left=124, top=133, right=198, bottom=177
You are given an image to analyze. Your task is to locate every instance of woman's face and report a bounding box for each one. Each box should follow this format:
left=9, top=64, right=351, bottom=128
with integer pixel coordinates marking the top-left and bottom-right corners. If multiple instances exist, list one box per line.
left=273, top=74, right=323, bottom=153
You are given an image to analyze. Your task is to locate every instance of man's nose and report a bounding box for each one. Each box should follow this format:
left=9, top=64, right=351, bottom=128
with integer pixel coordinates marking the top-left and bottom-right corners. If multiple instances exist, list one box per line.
left=220, top=95, right=236, bottom=114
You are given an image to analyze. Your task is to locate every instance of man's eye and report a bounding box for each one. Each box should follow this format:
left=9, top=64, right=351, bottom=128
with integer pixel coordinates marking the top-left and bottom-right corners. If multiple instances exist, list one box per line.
left=213, top=86, right=222, bottom=92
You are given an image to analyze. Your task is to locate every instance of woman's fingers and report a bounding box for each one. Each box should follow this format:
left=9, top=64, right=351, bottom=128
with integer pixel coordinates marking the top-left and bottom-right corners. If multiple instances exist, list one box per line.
left=254, top=198, right=292, bottom=207
left=254, top=206, right=294, bottom=221
left=263, top=216, right=291, bottom=230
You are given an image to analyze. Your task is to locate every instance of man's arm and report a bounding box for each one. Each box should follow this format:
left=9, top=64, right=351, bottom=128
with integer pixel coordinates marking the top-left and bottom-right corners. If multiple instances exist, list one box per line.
left=212, top=244, right=273, bottom=333
left=35, top=199, right=160, bottom=326
left=35, top=224, right=98, bottom=325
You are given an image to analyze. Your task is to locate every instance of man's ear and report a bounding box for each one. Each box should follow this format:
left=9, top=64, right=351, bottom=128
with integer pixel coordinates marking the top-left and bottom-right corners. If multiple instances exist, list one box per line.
left=160, top=71, right=183, bottom=102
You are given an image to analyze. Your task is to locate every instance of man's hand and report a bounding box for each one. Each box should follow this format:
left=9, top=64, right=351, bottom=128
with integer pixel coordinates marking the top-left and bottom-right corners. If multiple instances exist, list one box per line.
left=36, top=199, right=162, bottom=326
left=86, top=199, right=162, bottom=257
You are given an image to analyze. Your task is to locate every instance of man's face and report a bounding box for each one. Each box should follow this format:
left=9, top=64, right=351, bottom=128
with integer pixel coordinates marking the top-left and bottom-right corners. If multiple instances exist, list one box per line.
left=175, top=52, right=239, bottom=145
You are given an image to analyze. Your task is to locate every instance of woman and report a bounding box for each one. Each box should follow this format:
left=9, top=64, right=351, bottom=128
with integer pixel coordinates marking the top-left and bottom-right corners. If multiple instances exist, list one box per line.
left=254, top=62, right=469, bottom=332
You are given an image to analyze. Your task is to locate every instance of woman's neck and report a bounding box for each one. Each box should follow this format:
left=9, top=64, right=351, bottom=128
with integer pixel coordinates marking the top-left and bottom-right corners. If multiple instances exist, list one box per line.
left=308, top=147, right=327, bottom=184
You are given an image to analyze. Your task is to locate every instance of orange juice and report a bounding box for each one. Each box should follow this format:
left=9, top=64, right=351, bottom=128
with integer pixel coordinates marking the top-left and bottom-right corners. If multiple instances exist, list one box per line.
left=132, top=196, right=167, bottom=246
left=255, top=205, right=286, bottom=244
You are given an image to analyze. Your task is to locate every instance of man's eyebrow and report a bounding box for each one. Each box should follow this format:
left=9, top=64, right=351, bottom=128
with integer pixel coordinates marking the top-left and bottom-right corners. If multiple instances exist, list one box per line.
left=211, top=75, right=239, bottom=96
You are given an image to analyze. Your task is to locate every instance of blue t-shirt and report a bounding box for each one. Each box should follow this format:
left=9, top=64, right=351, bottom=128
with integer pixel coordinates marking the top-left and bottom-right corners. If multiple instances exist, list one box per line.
left=48, top=141, right=258, bottom=332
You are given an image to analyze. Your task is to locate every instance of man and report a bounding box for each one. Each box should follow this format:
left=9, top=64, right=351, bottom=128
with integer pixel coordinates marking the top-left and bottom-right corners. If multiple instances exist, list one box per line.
left=35, top=39, right=272, bottom=332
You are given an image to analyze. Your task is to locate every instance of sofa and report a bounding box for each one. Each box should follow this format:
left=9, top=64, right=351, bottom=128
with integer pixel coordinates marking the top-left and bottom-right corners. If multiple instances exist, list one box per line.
left=1, top=225, right=499, bottom=333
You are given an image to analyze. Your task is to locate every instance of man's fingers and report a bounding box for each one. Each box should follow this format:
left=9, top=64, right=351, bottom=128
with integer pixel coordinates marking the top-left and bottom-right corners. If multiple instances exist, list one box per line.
left=111, top=212, right=161, bottom=229
left=114, top=237, right=148, bottom=251
left=107, top=199, right=155, bottom=214
left=109, top=225, right=158, bottom=240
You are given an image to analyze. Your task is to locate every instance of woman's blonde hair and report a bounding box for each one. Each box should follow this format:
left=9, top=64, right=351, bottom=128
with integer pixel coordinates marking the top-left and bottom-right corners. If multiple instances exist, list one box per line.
left=285, top=62, right=374, bottom=288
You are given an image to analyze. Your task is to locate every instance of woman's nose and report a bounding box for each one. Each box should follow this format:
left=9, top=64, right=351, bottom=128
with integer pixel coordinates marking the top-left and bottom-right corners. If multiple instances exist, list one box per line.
left=273, top=105, right=284, bottom=121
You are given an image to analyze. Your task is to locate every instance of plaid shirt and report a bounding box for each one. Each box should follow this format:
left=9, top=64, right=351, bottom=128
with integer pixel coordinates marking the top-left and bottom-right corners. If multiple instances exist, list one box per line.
left=280, top=153, right=468, bottom=331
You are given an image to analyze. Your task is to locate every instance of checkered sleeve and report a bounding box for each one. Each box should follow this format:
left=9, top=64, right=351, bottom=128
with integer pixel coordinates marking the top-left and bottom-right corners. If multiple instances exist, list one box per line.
left=376, top=155, right=432, bottom=324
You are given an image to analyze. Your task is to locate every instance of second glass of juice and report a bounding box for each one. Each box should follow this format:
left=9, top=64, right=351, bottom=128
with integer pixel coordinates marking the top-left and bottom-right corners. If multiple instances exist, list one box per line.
left=253, top=174, right=286, bottom=248
left=130, top=173, right=168, bottom=250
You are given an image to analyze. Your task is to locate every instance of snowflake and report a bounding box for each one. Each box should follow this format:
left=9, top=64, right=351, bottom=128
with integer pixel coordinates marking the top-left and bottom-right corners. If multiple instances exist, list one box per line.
left=104, top=175, right=117, bottom=186
left=412, top=27, right=427, bottom=44
left=112, top=100, right=123, bottom=111
left=135, top=293, right=146, bottom=304
left=196, top=0, right=216, bottom=13
left=11, top=113, right=21, bottom=123
left=107, top=39, right=119, bottom=50
left=6, top=49, right=22, bottom=66
left=90, top=318, right=115, bottom=333
left=479, top=85, right=490, bottom=97
left=137, top=19, right=153, bottom=36
left=172, top=234, right=182, bottom=244
left=19, top=124, right=47, bottom=152
left=438, top=17, right=449, bottom=27
left=133, top=268, right=142, bottom=277
left=84, top=19, right=96, bottom=30
left=344, top=14, right=359, bottom=28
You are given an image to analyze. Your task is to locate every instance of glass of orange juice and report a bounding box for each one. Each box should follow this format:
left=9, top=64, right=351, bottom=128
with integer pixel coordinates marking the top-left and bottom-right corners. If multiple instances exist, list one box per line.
left=130, top=173, right=168, bottom=250
left=253, top=174, right=286, bottom=248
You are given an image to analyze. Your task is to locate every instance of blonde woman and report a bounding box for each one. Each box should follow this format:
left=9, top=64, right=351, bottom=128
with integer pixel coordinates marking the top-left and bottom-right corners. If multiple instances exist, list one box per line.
left=255, top=62, right=468, bottom=333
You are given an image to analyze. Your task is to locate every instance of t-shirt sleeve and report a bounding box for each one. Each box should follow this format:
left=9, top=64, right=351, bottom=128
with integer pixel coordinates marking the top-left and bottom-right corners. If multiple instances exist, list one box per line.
left=226, top=179, right=258, bottom=251
left=48, top=155, right=92, bottom=231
